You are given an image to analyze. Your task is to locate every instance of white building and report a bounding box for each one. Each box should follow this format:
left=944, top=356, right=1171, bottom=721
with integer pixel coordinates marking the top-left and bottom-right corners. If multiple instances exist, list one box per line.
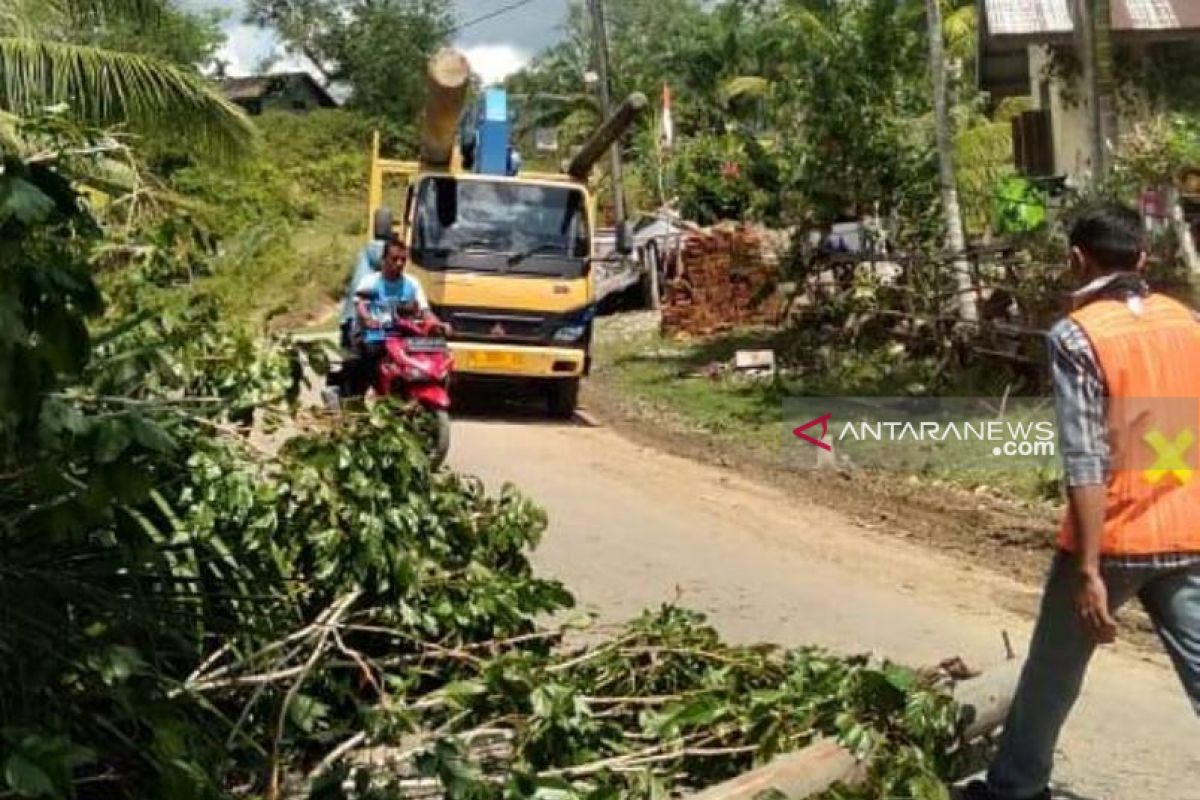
left=978, top=0, right=1200, bottom=182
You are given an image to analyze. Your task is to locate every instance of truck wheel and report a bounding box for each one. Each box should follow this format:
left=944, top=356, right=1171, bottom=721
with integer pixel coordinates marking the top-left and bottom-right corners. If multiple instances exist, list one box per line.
left=546, top=378, right=580, bottom=419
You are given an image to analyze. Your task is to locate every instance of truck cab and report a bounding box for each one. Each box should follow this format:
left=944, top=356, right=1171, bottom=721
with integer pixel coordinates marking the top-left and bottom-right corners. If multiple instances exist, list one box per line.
left=395, top=168, right=596, bottom=415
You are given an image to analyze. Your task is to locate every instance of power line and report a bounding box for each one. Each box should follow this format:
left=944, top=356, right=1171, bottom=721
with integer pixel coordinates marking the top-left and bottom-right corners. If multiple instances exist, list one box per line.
left=449, top=0, right=538, bottom=35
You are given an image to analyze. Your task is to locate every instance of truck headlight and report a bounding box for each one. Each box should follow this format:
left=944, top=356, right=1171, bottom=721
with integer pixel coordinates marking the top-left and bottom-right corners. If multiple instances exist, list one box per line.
left=553, top=324, right=587, bottom=342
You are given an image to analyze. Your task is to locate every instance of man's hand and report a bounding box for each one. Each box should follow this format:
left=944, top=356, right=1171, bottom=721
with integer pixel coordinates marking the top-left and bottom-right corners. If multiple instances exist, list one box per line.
left=1067, top=484, right=1114, bottom=642
left=1075, top=570, right=1118, bottom=643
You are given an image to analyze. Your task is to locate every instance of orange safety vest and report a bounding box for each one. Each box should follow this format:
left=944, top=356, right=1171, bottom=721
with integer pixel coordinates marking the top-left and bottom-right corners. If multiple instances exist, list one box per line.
left=1058, top=293, right=1200, bottom=556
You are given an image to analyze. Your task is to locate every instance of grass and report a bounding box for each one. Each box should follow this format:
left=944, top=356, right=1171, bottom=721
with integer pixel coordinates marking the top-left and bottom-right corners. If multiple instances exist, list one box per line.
left=591, top=318, right=1063, bottom=503
left=595, top=329, right=785, bottom=440
left=198, top=194, right=362, bottom=333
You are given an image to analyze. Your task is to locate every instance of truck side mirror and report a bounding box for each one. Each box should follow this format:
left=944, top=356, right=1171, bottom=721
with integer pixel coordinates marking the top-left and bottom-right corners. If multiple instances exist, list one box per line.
left=616, top=221, right=634, bottom=255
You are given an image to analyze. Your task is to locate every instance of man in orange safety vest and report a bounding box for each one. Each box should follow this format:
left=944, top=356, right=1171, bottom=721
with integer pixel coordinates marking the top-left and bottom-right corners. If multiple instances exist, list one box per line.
left=964, top=202, right=1200, bottom=800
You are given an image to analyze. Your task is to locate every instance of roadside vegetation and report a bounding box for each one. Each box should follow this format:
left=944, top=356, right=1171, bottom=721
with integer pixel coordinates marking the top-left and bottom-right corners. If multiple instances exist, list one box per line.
left=163, top=108, right=373, bottom=330
left=1, top=3, right=1010, bottom=799
left=591, top=316, right=1064, bottom=503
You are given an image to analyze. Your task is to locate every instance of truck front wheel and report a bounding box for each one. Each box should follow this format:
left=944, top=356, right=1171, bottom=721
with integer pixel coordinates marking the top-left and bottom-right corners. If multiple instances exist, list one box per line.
left=546, top=378, right=580, bottom=419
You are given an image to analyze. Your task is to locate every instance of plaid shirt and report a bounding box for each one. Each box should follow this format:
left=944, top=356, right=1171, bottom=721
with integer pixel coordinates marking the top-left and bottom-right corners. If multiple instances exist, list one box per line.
left=1048, top=273, right=1200, bottom=570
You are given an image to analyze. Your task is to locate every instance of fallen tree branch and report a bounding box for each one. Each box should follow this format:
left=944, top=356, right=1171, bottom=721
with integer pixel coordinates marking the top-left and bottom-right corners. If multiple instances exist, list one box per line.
left=265, top=590, right=361, bottom=800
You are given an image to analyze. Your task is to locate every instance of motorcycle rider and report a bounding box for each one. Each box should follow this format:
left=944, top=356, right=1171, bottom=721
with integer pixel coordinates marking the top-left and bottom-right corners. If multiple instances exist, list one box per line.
left=344, top=236, right=445, bottom=398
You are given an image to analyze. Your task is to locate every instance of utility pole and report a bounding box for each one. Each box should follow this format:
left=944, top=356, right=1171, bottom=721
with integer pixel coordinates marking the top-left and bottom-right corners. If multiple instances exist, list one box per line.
left=587, top=0, right=626, bottom=227
left=924, top=0, right=977, bottom=323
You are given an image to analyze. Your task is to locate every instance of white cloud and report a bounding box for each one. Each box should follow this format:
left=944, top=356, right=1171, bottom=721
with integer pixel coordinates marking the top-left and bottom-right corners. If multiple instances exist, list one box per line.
left=460, top=43, right=532, bottom=85
left=216, top=22, right=314, bottom=77
left=216, top=23, right=272, bottom=74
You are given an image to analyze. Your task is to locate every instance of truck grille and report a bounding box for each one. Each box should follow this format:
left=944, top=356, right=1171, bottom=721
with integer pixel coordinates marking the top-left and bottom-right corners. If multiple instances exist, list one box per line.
left=442, top=310, right=548, bottom=341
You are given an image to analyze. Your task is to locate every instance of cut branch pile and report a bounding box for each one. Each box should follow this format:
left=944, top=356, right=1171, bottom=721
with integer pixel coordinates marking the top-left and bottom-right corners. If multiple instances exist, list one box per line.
left=188, top=596, right=1000, bottom=800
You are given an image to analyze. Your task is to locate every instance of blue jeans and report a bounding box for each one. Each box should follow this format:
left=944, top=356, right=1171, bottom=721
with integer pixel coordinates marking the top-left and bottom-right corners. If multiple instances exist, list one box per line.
left=986, top=553, right=1200, bottom=799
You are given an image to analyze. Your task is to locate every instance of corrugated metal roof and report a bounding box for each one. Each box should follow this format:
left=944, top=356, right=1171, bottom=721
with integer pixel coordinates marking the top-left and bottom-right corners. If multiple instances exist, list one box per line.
left=219, top=76, right=274, bottom=101
left=217, top=73, right=338, bottom=106
left=983, top=0, right=1200, bottom=38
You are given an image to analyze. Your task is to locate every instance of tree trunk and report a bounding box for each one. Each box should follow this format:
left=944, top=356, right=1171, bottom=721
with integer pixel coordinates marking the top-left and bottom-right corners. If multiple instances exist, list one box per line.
left=1167, top=186, right=1200, bottom=277
left=1093, top=0, right=1118, bottom=177
left=1070, top=0, right=1104, bottom=180
left=925, top=0, right=977, bottom=322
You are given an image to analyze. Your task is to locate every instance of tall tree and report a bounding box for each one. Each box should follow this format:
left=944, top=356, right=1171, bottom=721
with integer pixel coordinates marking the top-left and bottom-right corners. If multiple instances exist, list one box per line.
left=73, top=0, right=224, bottom=68
left=0, top=0, right=254, bottom=159
left=246, top=0, right=453, bottom=122
left=925, top=0, right=976, bottom=321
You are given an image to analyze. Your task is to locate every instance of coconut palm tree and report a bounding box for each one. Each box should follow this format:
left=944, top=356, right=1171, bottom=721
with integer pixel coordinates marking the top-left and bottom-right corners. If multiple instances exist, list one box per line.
left=0, top=0, right=255, bottom=159
left=925, top=0, right=976, bottom=321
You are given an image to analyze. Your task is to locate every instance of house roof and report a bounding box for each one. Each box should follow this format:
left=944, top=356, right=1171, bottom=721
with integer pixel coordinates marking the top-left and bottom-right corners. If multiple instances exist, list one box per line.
left=218, top=72, right=338, bottom=107
left=982, top=0, right=1200, bottom=41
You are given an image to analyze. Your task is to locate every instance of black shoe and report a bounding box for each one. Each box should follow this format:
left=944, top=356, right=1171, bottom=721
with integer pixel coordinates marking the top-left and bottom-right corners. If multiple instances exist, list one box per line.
left=960, top=780, right=1051, bottom=800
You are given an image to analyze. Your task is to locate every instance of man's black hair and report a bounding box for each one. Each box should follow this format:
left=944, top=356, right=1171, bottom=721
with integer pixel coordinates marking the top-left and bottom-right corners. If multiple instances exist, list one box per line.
left=382, top=234, right=406, bottom=255
left=1068, top=201, right=1144, bottom=273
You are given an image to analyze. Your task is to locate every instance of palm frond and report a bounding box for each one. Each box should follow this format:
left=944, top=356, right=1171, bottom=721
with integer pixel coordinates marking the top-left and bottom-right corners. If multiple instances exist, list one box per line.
left=719, top=76, right=769, bottom=106
left=61, top=0, right=163, bottom=17
left=942, top=4, right=977, bottom=62
left=0, top=37, right=257, bottom=160
left=0, top=0, right=162, bottom=35
left=0, top=107, right=20, bottom=150
left=780, top=7, right=835, bottom=49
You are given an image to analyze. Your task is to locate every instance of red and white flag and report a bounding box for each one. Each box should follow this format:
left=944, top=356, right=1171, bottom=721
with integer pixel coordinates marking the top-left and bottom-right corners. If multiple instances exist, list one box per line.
left=659, top=83, right=674, bottom=151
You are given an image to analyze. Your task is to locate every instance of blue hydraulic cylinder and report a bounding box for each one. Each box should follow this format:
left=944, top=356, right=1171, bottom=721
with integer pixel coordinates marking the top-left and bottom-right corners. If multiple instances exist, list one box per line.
left=476, top=87, right=511, bottom=176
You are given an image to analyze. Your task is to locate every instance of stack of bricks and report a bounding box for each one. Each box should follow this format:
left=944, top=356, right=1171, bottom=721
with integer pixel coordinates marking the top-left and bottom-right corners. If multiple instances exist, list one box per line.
left=661, top=223, right=782, bottom=336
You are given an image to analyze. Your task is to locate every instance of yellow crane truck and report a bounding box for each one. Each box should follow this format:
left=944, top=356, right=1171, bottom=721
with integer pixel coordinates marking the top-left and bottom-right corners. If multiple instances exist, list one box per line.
left=362, top=48, right=646, bottom=416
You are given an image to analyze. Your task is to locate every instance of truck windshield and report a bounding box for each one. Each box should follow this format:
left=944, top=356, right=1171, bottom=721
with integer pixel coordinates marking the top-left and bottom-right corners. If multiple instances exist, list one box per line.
left=411, top=176, right=589, bottom=277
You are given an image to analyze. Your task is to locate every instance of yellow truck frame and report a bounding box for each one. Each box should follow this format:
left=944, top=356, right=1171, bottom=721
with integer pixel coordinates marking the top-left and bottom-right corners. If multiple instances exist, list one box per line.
left=365, top=133, right=598, bottom=389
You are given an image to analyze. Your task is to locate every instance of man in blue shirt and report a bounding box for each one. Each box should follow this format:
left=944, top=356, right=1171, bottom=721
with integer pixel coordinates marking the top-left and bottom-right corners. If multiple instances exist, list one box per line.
left=343, top=237, right=440, bottom=397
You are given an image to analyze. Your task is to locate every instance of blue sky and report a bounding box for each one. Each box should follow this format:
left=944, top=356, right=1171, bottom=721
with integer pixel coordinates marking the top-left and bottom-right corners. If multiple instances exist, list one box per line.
left=180, top=0, right=570, bottom=82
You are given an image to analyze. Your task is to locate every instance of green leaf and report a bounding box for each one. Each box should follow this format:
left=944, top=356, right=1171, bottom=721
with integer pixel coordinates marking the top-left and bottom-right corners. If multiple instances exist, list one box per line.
left=90, top=645, right=147, bottom=686
left=439, top=680, right=487, bottom=708
left=908, top=772, right=951, bottom=800
left=0, top=175, right=55, bottom=225
left=884, top=664, right=917, bottom=692
left=287, top=694, right=329, bottom=734
left=93, top=418, right=131, bottom=463
left=3, top=753, right=55, bottom=798
left=128, top=415, right=176, bottom=452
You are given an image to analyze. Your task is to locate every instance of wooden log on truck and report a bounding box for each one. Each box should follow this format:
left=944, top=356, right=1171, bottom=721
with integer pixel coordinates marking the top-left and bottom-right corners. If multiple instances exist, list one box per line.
left=690, top=660, right=1020, bottom=800
left=565, top=92, right=648, bottom=180
left=419, top=48, right=470, bottom=168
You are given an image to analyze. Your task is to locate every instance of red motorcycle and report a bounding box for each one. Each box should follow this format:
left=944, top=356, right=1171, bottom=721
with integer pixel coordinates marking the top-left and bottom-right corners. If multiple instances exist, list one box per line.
left=377, top=316, right=453, bottom=466
left=326, top=313, right=453, bottom=467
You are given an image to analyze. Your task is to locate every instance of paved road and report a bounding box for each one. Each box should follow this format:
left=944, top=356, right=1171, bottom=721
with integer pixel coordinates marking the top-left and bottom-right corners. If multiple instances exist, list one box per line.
left=448, top=413, right=1199, bottom=800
